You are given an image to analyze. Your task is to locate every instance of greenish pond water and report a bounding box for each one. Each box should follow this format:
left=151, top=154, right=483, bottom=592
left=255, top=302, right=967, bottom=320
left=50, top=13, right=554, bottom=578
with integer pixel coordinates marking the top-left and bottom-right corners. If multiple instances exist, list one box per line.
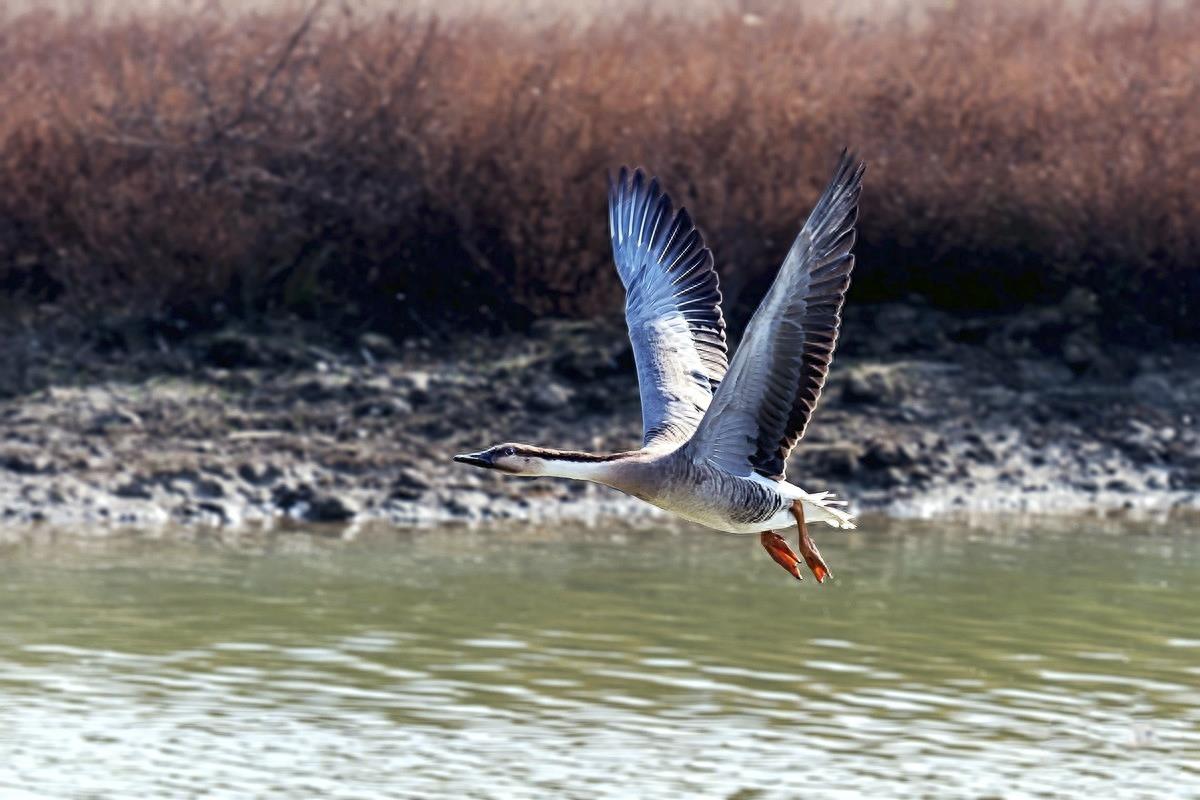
left=1, top=517, right=1198, bottom=799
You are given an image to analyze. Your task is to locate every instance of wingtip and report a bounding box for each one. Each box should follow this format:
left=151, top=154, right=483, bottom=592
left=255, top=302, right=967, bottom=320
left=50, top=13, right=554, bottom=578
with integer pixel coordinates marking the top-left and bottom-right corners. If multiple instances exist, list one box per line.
left=609, top=165, right=658, bottom=192
left=839, top=147, right=868, bottom=183
left=835, top=147, right=865, bottom=176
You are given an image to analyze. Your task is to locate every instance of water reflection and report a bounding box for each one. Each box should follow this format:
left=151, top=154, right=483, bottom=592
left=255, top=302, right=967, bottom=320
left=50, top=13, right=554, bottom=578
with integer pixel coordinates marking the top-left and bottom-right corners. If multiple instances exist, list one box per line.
left=0, top=517, right=1198, bottom=798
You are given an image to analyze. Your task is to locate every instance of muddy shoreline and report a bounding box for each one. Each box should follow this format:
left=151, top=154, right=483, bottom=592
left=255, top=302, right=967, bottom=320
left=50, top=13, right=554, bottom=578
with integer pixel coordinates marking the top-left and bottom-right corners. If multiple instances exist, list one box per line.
left=1, top=300, right=1197, bottom=530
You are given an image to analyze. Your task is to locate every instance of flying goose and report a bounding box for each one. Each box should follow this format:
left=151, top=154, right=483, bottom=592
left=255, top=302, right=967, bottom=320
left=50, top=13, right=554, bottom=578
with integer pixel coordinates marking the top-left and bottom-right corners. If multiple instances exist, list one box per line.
left=455, top=152, right=864, bottom=582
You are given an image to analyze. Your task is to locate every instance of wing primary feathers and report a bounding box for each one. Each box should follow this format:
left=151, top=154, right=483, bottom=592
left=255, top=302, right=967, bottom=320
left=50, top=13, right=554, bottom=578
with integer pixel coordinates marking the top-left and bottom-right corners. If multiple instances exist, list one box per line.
left=608, top=167, right=730, bottom=446
left=684, top=150, right=866, bottom=480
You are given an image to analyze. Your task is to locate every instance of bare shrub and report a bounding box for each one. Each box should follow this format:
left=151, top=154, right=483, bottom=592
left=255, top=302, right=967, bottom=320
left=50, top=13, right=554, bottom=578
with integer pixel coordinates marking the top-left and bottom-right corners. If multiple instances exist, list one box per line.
left=1, top=1, right=1197, bottom=338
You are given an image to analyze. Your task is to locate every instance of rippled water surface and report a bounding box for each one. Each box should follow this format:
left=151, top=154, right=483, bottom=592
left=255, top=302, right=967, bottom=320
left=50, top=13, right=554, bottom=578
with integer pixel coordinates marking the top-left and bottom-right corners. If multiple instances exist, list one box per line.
left=1, top=517, right=1199, bottom=799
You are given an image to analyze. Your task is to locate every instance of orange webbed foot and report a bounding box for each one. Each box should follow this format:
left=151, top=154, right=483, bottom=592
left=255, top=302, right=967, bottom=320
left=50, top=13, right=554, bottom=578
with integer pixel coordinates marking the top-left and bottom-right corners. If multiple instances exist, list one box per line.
left=760, top=531, right=804, bottom=581
left=791, top=501, right=833, bottom=584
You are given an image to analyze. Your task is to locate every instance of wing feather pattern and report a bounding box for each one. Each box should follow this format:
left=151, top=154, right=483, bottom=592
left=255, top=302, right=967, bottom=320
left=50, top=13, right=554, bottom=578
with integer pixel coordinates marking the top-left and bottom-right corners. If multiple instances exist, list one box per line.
left=685, top=151, right=865, bottom=480
left=609, top=167, right=729, bottom=447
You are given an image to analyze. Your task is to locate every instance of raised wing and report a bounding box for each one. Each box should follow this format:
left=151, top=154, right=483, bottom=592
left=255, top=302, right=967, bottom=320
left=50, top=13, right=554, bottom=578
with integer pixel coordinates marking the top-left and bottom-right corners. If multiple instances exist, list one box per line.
left=609, top=167, right=729, bottom=447
left=685, top=151, right=864, bottom=480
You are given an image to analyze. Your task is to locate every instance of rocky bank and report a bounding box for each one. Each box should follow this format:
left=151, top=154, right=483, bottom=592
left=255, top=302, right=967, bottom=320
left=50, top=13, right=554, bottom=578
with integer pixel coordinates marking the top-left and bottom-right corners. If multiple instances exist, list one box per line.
left=1, top=298, right=1197, bottom=530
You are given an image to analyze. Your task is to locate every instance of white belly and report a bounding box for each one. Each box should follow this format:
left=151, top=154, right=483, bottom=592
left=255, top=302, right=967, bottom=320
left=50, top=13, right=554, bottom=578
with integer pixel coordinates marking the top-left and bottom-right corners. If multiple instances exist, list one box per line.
left=651, top=504, right=792, bottom=535
left=639, top=492, right=853, bottom=535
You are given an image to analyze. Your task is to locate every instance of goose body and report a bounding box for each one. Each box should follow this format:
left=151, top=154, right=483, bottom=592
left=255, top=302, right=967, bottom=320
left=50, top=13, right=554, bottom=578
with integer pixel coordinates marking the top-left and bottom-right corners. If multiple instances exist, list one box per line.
left=456, top=152, right=865, bottom=581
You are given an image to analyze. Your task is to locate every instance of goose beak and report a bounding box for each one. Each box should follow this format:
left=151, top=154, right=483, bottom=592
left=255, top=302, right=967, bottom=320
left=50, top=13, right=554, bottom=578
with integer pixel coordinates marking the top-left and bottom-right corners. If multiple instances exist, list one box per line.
left=453, top=451, right=493, bottom=469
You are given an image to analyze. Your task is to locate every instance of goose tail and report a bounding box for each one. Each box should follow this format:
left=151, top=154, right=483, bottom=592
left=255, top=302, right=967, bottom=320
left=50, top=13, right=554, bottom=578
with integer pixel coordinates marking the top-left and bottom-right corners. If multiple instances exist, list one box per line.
left=798, top=490, right=857, bottom=530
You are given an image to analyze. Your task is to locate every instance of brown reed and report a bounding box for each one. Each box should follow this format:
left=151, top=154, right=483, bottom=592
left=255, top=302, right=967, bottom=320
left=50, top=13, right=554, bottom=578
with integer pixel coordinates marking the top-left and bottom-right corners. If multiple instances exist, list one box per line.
left=1, top=1, right=1197, bottom=338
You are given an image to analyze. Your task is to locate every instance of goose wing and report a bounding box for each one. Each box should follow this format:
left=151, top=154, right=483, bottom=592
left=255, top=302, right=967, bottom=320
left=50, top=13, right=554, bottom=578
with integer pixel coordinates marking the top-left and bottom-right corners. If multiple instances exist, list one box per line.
left=609, top=167, right=729, bottom=447
left=685, top=151, right=865, bottom=480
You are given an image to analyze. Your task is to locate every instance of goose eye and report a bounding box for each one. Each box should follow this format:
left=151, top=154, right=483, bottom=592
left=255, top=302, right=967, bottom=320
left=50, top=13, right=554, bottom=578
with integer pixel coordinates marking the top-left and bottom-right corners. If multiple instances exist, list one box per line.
left=501, top=447, right=516, bottom=457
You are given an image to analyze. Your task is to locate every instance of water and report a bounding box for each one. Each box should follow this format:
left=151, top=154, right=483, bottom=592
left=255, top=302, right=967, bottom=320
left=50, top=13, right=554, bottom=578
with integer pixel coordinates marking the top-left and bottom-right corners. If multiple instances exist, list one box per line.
left=1, top=517, right=1198, bottom=799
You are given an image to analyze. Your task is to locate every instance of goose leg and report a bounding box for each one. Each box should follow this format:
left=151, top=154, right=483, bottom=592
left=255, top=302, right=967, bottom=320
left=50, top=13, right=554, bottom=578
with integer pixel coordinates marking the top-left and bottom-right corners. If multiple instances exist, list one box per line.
left=760, top=531, right=804, bottom=581
left=790, top=501, right=832, bottom=584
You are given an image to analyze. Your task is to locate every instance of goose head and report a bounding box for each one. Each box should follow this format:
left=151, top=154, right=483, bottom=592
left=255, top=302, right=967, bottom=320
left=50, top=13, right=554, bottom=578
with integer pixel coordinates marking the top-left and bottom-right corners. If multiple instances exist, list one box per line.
left=453, top=443, right=549, bottom=476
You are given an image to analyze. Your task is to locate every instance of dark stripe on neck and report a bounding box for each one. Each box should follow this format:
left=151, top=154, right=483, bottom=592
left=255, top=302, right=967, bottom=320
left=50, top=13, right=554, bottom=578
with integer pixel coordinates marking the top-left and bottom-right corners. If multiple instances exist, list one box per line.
left=523, top=448, right=633, bottom=463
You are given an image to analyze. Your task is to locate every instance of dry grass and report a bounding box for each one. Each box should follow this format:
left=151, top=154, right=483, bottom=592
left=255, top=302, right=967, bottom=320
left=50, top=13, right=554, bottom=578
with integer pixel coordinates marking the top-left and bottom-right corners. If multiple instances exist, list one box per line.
left=1, top=0, right=1198, bottom=339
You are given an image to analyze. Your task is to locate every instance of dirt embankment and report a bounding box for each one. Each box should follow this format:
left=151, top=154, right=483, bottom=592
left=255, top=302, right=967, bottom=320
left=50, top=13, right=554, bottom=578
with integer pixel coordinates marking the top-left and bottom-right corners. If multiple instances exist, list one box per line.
left=1, top=300, right=1198, bottom=530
